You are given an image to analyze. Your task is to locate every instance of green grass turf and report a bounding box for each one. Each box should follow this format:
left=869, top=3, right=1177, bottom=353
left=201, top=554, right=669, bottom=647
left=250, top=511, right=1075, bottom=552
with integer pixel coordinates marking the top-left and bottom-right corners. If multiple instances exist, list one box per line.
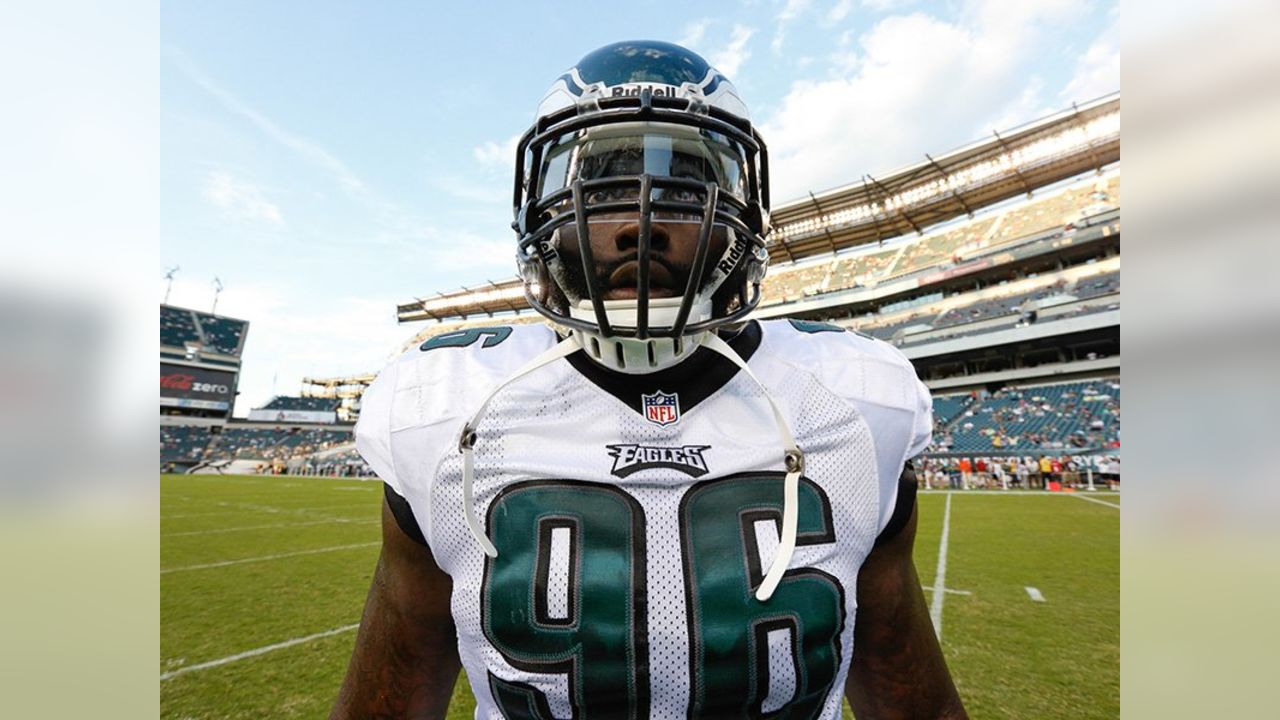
left=161, top=475, right=1118, bottom=719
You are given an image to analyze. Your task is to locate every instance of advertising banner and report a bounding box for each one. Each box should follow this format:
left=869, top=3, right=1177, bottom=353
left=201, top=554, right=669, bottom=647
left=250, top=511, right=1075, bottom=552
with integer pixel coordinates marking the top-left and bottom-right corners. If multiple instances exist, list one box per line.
left=160, top=364, right=236, bottom=412
left=246, top=408, right=337, bottom=424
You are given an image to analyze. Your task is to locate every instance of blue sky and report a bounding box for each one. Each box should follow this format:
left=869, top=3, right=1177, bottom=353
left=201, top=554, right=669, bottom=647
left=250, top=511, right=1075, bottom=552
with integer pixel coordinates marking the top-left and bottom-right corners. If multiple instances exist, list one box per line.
left=159, top=0, right=1118, bottom=415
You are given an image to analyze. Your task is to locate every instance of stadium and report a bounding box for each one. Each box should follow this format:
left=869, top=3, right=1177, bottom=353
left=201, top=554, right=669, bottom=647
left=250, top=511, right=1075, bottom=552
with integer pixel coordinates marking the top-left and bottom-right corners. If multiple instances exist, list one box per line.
left=161, top=95, right=1120, bottom=717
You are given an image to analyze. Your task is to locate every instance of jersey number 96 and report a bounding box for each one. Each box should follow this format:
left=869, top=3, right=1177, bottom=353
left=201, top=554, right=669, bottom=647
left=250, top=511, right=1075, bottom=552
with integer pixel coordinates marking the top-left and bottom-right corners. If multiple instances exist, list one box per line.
left=481, top=475, right=846, bottom=719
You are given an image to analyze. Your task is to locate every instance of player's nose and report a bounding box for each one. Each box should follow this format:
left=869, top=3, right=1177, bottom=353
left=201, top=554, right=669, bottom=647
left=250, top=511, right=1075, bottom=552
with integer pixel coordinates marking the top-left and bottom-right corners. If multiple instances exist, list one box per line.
left=611, top=221, right=670, bottom=254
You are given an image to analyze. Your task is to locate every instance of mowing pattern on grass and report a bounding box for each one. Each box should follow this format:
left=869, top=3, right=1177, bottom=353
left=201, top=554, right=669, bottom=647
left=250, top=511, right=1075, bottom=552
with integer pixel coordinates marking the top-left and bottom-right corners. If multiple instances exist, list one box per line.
left=161, top=475, right=1117, bottom=719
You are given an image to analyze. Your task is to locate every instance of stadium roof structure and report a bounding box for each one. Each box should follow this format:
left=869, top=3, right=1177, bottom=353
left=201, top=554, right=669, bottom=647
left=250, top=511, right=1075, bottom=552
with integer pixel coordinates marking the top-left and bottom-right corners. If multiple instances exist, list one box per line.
left=397, top=94, right=1120, bottom=324
left=301, top=373, right=377, bottom=399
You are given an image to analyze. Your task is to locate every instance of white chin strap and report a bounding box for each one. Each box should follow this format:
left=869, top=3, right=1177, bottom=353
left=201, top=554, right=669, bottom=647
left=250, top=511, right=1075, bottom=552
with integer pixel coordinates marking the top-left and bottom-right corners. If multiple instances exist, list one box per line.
left=568, top=297, right=712, bottom=374
left=458, top=329, right=804, bottom=603
left=701, top=333, right=804, bottom=602
left=458, top=334, right=583, bottom=557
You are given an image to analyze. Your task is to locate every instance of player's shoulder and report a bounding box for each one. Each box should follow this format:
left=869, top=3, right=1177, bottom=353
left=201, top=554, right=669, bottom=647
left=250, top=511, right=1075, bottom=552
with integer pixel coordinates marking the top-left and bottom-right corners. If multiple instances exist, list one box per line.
left=395, top=323, right=555, bottom=379
left=758, top=317, right=914, bottom=368
left=370, top=323, right=559, bottom=428
left=757, top=318, right=923, bottom=411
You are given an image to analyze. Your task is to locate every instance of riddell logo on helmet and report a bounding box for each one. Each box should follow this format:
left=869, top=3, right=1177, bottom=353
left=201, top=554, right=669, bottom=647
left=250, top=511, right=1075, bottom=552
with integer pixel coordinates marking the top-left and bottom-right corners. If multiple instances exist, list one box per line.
left=716, top=234, right=750, bottom=275
left=611, top=84, right=679, bottom=98
left=536, top=237, right=558, bottom=262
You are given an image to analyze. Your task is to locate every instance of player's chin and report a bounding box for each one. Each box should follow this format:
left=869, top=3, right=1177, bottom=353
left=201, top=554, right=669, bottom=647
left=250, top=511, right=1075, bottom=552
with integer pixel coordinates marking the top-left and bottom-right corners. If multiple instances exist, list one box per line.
left=602, top=287, right=678, bottom=301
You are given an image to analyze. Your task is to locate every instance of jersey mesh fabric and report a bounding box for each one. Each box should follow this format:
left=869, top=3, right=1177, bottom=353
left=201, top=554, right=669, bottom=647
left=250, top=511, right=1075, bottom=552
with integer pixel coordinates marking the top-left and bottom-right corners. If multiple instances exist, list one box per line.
left=375, top=320, right=920, bottom=719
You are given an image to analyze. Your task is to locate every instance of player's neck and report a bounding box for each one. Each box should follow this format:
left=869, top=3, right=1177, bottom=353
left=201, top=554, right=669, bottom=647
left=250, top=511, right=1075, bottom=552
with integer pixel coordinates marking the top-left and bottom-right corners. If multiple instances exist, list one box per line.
left=560, top=321, right=762, bottom=417
left=564, top=322, right=751, bottom=381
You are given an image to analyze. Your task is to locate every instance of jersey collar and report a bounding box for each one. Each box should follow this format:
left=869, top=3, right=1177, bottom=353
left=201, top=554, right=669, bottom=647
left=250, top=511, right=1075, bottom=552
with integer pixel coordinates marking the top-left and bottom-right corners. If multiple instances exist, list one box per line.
left=563, top=320, right=763, bottom=418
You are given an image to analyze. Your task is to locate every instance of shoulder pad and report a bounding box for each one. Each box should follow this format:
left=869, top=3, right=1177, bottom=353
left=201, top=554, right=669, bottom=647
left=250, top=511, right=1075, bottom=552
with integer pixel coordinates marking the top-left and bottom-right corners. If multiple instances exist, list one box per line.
left=390, top=324, right=558, bottom=432
left=761, top=319, right=922, bottom=412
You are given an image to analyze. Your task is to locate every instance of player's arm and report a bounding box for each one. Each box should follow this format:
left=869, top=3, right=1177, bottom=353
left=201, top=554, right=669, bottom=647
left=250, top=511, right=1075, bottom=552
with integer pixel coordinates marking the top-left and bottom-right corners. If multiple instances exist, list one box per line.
left=845, top=465, right=967, bottom=719
left=330, top=488, right=459, bottom=719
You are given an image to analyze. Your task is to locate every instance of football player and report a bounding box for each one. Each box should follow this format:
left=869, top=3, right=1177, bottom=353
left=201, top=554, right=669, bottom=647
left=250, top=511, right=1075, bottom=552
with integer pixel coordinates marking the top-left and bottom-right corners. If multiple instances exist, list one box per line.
left=332, top=40, right=967, bottom=719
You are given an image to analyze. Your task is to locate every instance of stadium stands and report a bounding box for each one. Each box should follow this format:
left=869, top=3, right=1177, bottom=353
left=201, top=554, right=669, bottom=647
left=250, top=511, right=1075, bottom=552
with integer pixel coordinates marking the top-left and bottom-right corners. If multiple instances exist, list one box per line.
left=935, top=379, right=1120, bottom=453
left=931, top=280, right=1068, bottom=329
left=891, top=217, right=996, bottom=279
left=261, top=396, right=340, bottom=412
left=160, top=425, right=355, bottom=468
left=198, top=315, right=249, bottom=355
left=987, top=178, right=1119, bottom=246
left=204, top=427, right=352, bottom=462
left=932, top=393, right=976, bottom=427
left=1073, top=270, right=1120, bottom=299
left=160, top=425, right=212, bottom=462
left=757, top=173, right=1121, bottom=307
left=160, top=305, right=249, bottom=356
left=161, top=306, right=201, bottom=348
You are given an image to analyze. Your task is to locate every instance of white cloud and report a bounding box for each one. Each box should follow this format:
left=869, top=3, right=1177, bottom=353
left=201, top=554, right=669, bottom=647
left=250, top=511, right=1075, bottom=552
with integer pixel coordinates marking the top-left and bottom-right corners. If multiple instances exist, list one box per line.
left=711, top=25, right=756, bottom=78
left=473, top=133, right=521, bottom=169
left=1059, top=19, right=1120, bottom=103
left=862, top=0, right=915, bottom=13
left=761, top=0, right=1087, bottom=200
left=415, top=228, right=514, bottom=274
left=165, top=46, right=371, bottom=201
left=678, top=19, right=711, bottom=48
left=983, top=75, right=1053, bottom=133
left=827, top=0, right=856, bottom=23
left=203, top=171, right=283, bottom=225
left=772, top=0, right=813, bottom=55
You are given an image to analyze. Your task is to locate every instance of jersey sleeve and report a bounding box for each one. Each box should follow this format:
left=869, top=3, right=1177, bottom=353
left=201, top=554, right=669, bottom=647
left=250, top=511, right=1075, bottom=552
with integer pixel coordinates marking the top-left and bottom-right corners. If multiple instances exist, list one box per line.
left=765, top=321, right=932, bottom=537
left=907, top=375, right=934, bottom=460
left=354, top=359, right=402, bottom=495
left=354, top=324, right=560, bottom=554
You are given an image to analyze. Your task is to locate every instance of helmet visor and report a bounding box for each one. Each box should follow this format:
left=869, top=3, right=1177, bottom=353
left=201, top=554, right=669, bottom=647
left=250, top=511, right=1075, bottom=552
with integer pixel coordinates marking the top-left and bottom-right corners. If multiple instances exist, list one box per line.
left=535, top=122, right=748, bottom=212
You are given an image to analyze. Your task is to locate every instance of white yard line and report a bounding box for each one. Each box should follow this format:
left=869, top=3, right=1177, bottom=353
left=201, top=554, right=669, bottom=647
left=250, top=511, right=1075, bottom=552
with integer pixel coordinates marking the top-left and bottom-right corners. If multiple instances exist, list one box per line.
left=162, top=501, right=371, bottom=520
left=1070, top=494, right=1120, bottom=509
left=160, top=623, right=360, bottom=681
left=161, top=542, right=380, bottom=574
left=921, top=490, right=1096, bottom=495
left=921, top=585, right=971, bottom=596
left=929, top=492, right=954, bottom=641
left=1025, top=586, right=1047, bottom=602
left=162, top=518, right=376, bottom=537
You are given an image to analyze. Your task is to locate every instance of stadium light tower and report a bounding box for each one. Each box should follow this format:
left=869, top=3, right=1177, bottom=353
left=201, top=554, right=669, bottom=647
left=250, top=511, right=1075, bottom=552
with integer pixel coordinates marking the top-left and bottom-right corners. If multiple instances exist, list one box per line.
left=211, top=276, right=224, bottom=315
left=163, top=265, right=179, bottom=304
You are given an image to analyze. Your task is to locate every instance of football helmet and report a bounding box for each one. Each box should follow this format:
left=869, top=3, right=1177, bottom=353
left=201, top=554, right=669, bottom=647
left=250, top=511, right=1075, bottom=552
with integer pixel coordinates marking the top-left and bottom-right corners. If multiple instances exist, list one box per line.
left=513, top=40, right=771, bottom=373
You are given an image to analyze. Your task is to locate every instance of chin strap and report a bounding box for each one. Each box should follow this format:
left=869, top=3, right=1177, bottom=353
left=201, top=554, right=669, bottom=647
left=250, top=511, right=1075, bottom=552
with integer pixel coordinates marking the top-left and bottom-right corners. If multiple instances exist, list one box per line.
left=459, top=334, right=583, bottom=558
left=701, top=333, right=804, bottom=603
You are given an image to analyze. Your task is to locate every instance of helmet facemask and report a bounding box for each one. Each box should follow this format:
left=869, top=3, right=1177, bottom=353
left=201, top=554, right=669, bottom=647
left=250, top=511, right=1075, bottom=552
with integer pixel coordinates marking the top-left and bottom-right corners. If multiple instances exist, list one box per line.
left=514, top=90, right=771, bottom=373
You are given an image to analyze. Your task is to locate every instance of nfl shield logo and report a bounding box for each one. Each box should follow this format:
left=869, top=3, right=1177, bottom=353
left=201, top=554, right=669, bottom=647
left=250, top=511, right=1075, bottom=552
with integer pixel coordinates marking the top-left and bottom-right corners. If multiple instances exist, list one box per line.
left=642, top=391, right=681, bottom=426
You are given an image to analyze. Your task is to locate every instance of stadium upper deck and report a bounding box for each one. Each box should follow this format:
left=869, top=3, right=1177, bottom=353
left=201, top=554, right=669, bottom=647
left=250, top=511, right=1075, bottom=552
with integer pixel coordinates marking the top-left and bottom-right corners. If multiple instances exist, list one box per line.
left=160, top=304, right=250, bottom=358
left=395, top=94, right=1119, bottom=323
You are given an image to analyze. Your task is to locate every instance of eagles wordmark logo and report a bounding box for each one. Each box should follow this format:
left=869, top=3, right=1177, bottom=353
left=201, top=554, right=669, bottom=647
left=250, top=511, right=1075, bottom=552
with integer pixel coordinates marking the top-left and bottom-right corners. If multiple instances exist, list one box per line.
left=606, top=444, right=711, bottom=478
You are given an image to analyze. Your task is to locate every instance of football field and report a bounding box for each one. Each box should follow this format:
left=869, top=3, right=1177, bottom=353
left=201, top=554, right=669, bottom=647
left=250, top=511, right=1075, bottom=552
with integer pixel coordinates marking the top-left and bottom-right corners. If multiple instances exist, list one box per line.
left=160, top=474, right=1119, bottom=719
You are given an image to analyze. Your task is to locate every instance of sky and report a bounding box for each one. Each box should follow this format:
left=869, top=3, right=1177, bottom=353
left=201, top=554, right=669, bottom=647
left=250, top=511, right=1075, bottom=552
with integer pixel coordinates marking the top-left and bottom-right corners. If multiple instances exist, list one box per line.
left=159, top=0, right=1119, bottom=416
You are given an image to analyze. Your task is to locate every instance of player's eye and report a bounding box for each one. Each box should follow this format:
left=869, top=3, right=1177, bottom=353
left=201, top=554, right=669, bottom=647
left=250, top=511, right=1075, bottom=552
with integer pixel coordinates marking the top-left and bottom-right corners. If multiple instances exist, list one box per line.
left=662, top=187, right=700, bottom=203
left=585, top=187, right=636, bottom=205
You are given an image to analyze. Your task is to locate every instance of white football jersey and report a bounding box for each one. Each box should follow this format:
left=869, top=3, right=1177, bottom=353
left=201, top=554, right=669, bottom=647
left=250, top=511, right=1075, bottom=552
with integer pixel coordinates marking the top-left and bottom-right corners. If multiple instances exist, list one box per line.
left=356, top=319, right=932, bottom=720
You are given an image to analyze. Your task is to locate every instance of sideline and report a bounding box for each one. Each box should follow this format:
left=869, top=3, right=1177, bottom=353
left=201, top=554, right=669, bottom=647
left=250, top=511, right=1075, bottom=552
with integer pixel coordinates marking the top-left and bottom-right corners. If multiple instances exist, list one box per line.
left=1070, top=494, right=1120, bottom=509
